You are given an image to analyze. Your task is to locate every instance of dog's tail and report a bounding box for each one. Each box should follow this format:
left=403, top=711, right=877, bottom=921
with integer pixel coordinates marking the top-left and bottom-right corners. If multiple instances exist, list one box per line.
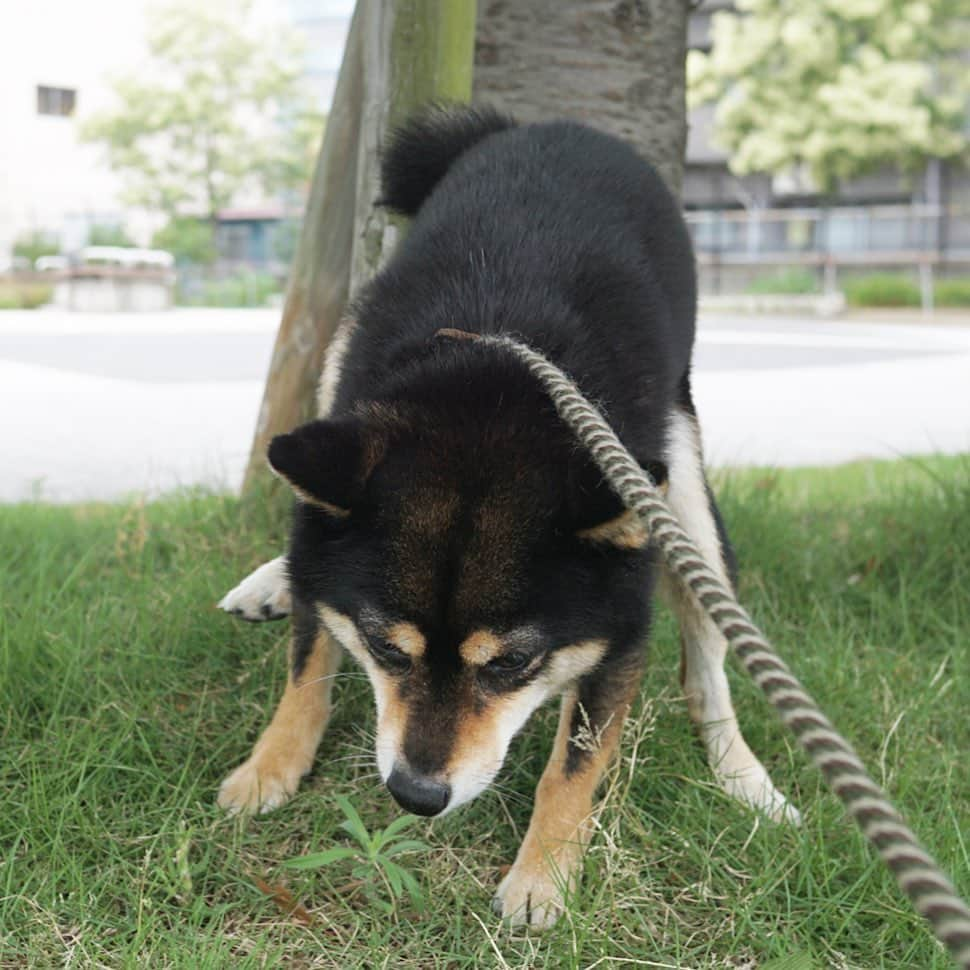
left=379, top=104, right=516, bottom=217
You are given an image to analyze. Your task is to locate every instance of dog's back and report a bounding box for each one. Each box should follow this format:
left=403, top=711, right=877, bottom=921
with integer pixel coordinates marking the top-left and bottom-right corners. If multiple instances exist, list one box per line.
left=335, top=106, right=696, bottom=463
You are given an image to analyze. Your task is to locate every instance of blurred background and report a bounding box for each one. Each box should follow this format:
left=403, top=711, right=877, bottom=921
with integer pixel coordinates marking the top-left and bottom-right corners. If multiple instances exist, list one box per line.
left=0, top=0, right=967, bottom=501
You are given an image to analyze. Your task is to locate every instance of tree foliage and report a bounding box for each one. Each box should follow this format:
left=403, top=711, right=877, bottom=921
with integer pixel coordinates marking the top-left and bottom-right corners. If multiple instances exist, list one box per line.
left=151, top=217, right=217, bottom=265
left=688, top=0, right=968, bottom=190
left=87, top=224, right=136, bottom=248
left=13, top=232, right=60, bottom=265
left=82, top=0, right=324, bottom=220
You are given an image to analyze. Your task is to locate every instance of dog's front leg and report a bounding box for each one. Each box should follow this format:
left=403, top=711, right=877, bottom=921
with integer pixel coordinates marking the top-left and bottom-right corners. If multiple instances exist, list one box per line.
left=219, top=598, right=342, bottom=814
left=494, top=650, right=645, bottom=928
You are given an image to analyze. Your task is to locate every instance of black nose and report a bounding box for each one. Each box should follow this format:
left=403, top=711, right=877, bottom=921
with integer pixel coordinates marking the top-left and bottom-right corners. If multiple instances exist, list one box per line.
left=385, top=767, right=451, bottom=816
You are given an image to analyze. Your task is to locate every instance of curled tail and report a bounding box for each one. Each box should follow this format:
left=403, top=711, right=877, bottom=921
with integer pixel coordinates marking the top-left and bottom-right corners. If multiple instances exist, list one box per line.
left=379, top=104, right=515, bottom=217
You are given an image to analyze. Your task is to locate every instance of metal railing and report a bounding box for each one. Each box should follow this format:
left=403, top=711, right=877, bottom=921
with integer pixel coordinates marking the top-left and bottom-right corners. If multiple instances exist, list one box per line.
left=685, top=204, right=970, bottom=306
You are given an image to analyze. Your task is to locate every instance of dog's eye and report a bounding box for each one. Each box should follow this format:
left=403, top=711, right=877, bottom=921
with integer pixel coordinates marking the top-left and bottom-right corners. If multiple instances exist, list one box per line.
left=486, top=650, right=532, bottom=674
left=369, top=640, right=411, bottom=671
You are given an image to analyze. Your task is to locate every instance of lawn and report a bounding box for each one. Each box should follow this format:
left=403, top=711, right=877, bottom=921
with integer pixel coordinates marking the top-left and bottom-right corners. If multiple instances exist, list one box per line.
left=1, top=456, right=967, bottom=968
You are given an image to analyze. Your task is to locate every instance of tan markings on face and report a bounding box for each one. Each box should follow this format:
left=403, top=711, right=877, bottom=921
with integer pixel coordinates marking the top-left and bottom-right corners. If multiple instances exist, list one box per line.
left=459, top=630, right=504, bottom=666
left=443, top=639, right=609, bottom=810
left=576, top=509, right=649, bottom=549
left=317, top=604, right=406, bottom=780
left=385, top=621, right=426, bottom=659
left=542, top=639, right=608, bottom=687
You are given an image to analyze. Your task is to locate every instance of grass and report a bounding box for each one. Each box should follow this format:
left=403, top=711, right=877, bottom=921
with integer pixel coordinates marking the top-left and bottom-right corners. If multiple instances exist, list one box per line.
left=0, top=281, right=53, bottom=310
left=2, top=456, right=968, bottom=968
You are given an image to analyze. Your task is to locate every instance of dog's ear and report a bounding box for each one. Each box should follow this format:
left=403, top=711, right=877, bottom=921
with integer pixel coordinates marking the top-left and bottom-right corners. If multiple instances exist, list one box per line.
left=268, top=417, right=379, bottom=515
left=570, top=455, right=666, bottom=549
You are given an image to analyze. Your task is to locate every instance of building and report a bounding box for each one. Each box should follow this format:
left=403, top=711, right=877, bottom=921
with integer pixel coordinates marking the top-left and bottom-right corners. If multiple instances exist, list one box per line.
left=684, top=0, right=970, bottom=293
left=0, top=0, right=351, bottom=270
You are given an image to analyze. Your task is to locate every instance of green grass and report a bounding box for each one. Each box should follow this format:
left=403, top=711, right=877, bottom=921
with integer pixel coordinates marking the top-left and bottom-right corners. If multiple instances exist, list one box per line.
left=2, top=456, right=968, bottom=968
left=745, top=269, right=820, bottom=296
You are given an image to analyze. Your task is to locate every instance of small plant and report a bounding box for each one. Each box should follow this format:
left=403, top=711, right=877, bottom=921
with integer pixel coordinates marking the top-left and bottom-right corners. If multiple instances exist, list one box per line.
left=285, top=795, right=428, bottom=914
left=843, top=273, right=920, bottom=307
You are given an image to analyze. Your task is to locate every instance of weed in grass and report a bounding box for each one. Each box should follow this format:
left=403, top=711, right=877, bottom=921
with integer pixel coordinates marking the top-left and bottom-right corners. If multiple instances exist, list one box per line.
left=285, top=795, right=428, bottom=915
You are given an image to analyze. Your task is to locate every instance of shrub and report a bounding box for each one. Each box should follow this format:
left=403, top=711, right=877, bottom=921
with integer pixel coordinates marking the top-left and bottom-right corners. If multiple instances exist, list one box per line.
left=843, top=274, right=920, bottom=307
left=934, top=278, right=970, bottom=307
left=745, top=268, right=819, bottom=295
left=0, top=282, right=53, bottom=309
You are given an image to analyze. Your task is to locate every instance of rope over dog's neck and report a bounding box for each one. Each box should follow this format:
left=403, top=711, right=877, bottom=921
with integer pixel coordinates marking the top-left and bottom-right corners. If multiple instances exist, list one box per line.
left=444, top=331, right=970, bottom=968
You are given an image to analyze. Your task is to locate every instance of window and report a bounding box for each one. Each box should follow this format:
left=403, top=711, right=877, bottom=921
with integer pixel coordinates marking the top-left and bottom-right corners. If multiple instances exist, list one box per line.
left=37, top=86, right=76, bottom=117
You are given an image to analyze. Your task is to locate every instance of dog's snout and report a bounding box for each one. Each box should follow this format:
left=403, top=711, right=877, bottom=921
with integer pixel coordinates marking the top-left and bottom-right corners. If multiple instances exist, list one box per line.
left=386, top=766, right=450, bottom=816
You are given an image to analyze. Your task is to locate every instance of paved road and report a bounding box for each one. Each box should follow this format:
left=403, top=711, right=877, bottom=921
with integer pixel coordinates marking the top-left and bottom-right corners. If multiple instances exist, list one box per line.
left=0, top=307, right=967, bottom=502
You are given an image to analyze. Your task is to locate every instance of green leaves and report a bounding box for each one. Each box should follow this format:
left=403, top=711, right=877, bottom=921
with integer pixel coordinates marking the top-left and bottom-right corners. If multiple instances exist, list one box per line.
left=285, top=795, right=429, bottom=914
left=80, top=0, right=324, bottom=222
left=687, top=0, right=968, bottom=190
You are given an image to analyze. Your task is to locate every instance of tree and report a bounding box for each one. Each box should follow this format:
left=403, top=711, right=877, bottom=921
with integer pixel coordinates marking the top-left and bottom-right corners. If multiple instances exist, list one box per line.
left=82, top=0, right=324, bottom=222
left=244, top=0, right=691, bottom=493
left=13, top=232, right=60, bottom=266
left=243, top=0, right=478, bottom=490
left=687, top=0, right=968, bottom=191
left=87, top=224, right=135, bottom=248
left=151, top=218, right=217, bottom=265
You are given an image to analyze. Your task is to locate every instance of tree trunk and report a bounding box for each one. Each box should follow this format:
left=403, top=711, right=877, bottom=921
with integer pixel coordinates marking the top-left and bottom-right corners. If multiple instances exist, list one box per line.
left=474, top=0, right=689, bottom=198
left=242, top=0, right=476, bottom=495
left=242, top=0, right=689, bottom=496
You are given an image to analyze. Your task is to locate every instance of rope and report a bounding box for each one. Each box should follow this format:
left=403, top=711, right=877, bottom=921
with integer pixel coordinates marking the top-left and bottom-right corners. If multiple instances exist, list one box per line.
left=481, top=333, right=970, bottom=969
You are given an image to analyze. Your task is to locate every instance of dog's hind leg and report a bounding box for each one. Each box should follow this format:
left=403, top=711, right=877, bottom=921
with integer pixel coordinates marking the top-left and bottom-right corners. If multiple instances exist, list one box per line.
left=661, top=402, right=800, bottom=825
left=218, top=555, right=291, bottom=621
left=218, top=597, right=341, bottom=813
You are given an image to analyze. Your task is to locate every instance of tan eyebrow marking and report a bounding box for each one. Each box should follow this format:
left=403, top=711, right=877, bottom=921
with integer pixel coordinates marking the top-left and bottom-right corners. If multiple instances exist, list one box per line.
left=576, top=509, right=649, bottom=549
left=385, top=621, right=426, bottom=658
left=459, top=630, right=504, bottom=666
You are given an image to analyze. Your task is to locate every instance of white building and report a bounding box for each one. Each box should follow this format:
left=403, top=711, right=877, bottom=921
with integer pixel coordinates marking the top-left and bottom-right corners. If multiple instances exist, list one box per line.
left=0, top=0, right=157, bottom=263
left=0, top=0, right=353, bottom=267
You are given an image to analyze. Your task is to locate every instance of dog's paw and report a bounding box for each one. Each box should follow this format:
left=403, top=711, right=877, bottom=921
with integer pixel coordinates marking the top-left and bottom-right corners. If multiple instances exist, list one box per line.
left=717, top=763, right=802, bottom=826
left=217, top=756, right=302, bottom=815
left=218, top=557, right=291, bottom=622
left=491, top=852, right=577, bottom=930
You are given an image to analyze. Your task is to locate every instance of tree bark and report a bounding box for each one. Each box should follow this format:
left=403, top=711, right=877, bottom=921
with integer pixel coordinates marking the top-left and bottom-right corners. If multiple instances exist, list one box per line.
left=242, top=0, right=476, bottom=495
left=473, top=0, right=689, bottom=198
left=242, top=0, right=689, bottom=496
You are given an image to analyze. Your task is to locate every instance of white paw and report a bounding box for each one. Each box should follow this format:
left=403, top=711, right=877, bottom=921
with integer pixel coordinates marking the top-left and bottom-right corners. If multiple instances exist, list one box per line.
left=716, top=762, right=802, bottom=826
left=218, top=556, right=291, bottom=622
left=217, top=756, right=302, bottom=815
left=492, top=853, right=577, bottom=929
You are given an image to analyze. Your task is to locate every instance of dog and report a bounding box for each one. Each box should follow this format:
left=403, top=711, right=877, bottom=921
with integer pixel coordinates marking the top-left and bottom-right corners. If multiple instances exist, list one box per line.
left=217, top=105, right=799, bottom=928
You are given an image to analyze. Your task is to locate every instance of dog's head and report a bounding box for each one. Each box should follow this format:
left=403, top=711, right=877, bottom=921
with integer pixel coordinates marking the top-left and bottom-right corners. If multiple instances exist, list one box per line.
left=270, top=345, right=658, bottom=816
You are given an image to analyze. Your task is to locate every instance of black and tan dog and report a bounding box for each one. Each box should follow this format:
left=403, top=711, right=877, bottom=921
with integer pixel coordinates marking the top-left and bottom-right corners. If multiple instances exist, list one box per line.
left=218, top=106, right=798, bottom=927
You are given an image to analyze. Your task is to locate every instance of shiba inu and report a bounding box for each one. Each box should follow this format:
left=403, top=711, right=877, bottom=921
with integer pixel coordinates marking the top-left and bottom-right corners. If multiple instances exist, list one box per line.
left=217, top=105, right=798, bottom=927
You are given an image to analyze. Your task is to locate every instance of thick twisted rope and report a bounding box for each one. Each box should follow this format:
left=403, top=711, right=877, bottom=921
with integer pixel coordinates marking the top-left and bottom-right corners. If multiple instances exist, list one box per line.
left=482, top=334, right=970, bottom=968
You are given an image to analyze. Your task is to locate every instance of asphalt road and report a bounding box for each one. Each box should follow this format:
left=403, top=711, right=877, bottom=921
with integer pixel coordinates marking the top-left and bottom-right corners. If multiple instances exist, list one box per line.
left=0, top=307, right=967, bottom=502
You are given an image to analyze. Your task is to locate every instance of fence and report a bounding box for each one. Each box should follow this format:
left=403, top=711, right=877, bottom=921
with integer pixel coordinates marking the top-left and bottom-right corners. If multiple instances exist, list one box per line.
left=685, top=204, right=970, bottom=306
